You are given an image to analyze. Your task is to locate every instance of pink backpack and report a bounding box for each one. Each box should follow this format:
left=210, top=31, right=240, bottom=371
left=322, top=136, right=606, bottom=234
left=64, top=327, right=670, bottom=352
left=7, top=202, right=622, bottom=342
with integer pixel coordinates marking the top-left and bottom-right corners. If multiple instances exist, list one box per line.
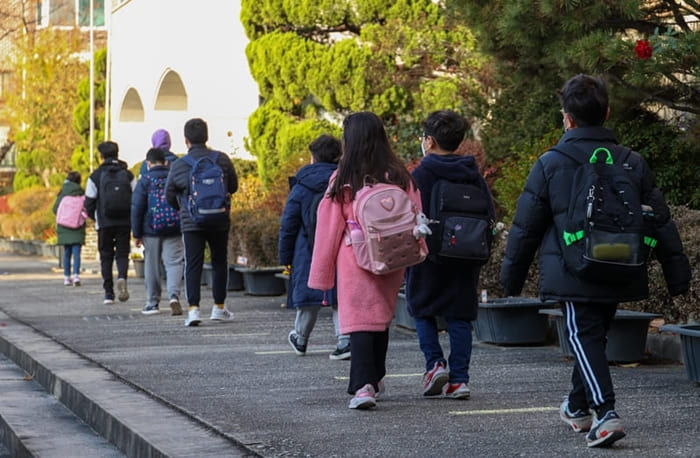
left=56, top=195, right=87, bottom=229
left=345, top=183, right=427, bottom=275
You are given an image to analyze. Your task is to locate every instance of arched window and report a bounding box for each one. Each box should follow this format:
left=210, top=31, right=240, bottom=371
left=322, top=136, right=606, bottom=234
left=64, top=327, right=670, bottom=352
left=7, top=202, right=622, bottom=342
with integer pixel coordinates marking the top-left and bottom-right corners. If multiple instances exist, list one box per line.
left=119, top=88, right=145, bottom=122
left=154, top=70, right=188, bottom=111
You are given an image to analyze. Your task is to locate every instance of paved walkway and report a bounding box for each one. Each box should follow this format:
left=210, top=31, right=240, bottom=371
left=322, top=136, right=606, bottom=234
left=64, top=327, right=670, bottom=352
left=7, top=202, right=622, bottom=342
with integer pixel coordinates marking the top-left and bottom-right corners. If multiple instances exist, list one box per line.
left=0, top=251, right=698, bottom=457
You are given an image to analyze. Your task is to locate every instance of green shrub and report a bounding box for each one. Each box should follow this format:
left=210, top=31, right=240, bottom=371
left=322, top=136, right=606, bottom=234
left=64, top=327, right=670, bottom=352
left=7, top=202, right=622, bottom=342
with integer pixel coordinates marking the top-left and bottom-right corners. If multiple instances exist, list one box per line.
left=478, top=206, right=700, bottom=324
left=491, top=128, right=561, bottom=225
left=622, top=206, right=700, bottom=323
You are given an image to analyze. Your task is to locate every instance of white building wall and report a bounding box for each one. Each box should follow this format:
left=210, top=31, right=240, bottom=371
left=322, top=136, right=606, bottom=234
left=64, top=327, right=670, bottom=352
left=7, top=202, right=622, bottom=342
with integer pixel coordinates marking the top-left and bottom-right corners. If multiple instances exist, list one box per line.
left=109, top=0, right=258, bottom=167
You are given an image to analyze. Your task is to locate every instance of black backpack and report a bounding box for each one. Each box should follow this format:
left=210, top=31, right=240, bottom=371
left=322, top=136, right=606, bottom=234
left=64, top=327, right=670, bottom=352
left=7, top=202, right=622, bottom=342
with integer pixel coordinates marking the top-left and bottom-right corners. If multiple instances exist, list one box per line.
left=305, top=189, right=325, bottom=252
left=553, top=143, right=655, bottom=283
left=100, top=167, right=132, bottom=217
left=427, top=179, right=494, bottom=264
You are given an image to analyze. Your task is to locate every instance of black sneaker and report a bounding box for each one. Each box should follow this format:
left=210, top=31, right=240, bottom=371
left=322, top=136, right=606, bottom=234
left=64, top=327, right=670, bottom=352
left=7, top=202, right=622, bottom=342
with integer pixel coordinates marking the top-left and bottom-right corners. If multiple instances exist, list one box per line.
left=586, top=410, right=626, bottom=447
left=103, top=293, right=115, bottom=305
left=141, top=304, right=160, bottom=315
left=288, top=331, right=306, bottom=356
left=329, top=343, right=351, bottom=360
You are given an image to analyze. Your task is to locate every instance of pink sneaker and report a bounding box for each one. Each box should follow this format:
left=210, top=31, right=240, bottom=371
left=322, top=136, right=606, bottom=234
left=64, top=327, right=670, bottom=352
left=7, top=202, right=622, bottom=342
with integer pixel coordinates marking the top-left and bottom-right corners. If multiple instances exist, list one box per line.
left=348, top=383, right=376, bottom=410
left=444, top=382, right=471, bottom=399
left=422, top=361, right=449, bottom=396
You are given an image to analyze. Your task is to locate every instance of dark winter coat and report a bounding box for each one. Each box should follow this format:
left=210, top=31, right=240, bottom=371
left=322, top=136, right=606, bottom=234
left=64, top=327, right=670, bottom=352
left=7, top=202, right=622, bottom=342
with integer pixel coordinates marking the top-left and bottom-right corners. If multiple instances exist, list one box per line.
left=278, top=162, right=338, bottom=308
left=131, top=165, right=180, bottom=239
left=405, top=154, right=495, bottom=320
left=165, top=144, right=238, bottom=233
left=500, top=126, right=691, bottom=303
left=84, top=159, right=135, bottom=230
left=52, top=180, right=86, bottom=246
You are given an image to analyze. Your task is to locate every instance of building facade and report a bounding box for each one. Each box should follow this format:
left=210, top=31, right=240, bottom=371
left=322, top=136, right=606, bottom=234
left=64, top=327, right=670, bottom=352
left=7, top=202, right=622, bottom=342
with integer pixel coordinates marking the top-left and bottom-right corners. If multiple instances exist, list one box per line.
left=108, top=0, right=259, bottom=166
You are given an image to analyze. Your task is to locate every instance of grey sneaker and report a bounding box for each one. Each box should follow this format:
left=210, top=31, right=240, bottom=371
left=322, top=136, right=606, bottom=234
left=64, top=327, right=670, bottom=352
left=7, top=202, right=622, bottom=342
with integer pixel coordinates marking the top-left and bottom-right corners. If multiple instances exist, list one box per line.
left=141, top=304, right=159, bottom=315
left=586, top=410, right=626, bottom=447
left=116, top=278, right=129, bottom=302
left=288, top=331, right=306, bottom=356
left=329, top=343, right=351, bottom=360
left=560, top=399, right=593, bottom=432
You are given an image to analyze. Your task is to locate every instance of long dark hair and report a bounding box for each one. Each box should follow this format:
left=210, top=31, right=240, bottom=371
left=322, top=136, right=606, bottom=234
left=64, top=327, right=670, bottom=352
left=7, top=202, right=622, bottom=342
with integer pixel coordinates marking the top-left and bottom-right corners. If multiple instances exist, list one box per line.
left=329, top=111, right=414, bottom=201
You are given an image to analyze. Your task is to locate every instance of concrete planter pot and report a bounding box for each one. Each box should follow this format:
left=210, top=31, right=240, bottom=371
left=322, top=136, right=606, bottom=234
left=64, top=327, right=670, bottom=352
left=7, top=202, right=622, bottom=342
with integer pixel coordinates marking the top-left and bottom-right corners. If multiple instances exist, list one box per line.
left=201, top=263, right=212, bottom=286
left=274, top=272, right=289, bottom=294
left=132, top=259, right=145, bottom=278
left=227, top=264, right=245, bottom=291
left=234, top=266, right=286, bottom=296
left=393, top=292, right=447, bottom=331
left=474, top=297, right=551, bottom=345
left=659, top=324, right=700, bottom=383
left=541, top=308, right=662, bottom=362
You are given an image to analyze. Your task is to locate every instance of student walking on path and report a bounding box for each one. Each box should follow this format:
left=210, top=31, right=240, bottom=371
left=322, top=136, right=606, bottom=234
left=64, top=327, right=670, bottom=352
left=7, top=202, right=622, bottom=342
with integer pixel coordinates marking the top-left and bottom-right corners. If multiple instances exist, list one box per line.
left=500, top=74, right=691, bottom=448
left=165, top=118, right=238, bottom=327
left=405, top=110, right=495, bottom=400
left=52, top=171, right=87, bottom=287
left=279, top=134, right=350, bottom=360
left=308, top=112, right=426, bottom=410
left=85, top=141, right=136, bottom=304
left=131, top=148, right=184, bottom=316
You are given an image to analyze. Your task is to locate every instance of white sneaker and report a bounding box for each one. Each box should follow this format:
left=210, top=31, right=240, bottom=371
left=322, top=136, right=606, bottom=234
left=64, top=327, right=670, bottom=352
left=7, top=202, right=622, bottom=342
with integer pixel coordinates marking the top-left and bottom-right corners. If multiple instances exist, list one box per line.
left=185, top=308, right=201, bottom=327
left=210, top=306, right=234, bottom=321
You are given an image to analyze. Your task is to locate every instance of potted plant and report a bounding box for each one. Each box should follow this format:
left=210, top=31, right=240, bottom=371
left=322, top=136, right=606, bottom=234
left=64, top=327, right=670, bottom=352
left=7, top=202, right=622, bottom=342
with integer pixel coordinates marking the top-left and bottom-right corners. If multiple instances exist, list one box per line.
left=229, top=207, right=285, bottom=296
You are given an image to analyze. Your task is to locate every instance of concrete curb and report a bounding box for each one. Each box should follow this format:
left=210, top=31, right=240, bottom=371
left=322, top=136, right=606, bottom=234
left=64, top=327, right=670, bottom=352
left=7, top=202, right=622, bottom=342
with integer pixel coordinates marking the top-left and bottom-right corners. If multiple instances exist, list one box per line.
left=0, top=311, right=255, bottom=458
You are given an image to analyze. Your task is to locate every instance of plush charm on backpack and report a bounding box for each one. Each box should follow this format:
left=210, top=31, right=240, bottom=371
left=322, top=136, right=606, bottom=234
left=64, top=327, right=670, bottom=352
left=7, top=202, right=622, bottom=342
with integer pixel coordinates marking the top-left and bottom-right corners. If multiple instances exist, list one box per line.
left=553, top=144, right=655, bottom=283
left=56, top=195, right=87, bottom=229
left=181, top=152, right=230, bottom=225
left=345, top=183, right=428, bottom=275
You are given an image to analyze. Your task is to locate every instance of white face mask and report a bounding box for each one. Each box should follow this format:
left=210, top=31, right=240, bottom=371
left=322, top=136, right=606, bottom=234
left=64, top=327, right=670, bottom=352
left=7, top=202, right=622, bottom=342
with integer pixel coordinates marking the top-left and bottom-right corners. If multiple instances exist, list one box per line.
left=420, top=140, right=427, bottom=156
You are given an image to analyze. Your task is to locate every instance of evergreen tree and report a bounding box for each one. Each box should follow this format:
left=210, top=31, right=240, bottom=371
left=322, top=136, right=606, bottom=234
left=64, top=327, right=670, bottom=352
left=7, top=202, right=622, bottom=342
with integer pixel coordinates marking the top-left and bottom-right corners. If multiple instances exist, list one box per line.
left=241, top=0, right=492, bottom=185
left=456, top=0, right=699, bottom=206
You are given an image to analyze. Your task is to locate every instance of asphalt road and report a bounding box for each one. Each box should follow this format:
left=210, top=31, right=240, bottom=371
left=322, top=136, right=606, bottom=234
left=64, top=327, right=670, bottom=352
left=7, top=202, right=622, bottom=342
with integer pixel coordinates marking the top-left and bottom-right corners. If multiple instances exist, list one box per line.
left=0, top=252, right=698, bottom=457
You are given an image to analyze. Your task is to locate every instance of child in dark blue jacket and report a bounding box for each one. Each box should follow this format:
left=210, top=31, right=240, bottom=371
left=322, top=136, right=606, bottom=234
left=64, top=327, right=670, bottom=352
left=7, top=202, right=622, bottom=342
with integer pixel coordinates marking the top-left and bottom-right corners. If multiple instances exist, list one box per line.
left=278, top=135, right=349, bottom=360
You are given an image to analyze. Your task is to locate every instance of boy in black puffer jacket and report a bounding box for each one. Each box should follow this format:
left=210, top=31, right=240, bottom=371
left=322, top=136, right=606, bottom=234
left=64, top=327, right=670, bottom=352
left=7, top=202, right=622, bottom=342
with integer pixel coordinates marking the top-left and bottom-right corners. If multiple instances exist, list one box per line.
left=500, top=74, right=691, bottom=448
left=405, top=110, right=495, bottom=401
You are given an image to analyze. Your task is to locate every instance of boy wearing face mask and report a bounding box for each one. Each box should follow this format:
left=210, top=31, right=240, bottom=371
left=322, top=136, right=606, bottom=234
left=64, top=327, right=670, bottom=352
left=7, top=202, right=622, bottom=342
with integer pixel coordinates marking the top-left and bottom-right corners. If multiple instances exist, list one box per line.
left=405, top=110, right=495, bottom=400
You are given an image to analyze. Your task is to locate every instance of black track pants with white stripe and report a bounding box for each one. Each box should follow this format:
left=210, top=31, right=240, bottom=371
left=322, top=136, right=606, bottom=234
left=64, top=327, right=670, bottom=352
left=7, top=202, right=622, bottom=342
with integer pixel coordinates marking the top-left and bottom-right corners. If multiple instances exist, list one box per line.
left=562, top=301, right=617, bottom=413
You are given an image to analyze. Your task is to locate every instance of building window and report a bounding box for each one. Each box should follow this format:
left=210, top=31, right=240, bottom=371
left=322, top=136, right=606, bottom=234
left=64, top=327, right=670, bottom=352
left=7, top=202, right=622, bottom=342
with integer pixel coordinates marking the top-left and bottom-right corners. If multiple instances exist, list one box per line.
left=78, top=0, right=105, bottom=27
left=37, top=0, right=105, bottom=28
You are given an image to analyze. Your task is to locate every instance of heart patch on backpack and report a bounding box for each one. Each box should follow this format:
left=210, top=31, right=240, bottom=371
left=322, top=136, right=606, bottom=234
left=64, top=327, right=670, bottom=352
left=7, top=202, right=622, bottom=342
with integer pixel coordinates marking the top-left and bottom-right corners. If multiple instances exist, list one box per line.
left=380, top=197, right=395, bottom=211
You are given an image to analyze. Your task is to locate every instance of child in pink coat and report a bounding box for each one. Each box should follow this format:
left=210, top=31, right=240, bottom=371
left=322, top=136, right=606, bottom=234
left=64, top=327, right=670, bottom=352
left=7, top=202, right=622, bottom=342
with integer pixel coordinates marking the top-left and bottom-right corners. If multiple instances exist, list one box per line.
left=308, top=111, right=425, bottom=410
